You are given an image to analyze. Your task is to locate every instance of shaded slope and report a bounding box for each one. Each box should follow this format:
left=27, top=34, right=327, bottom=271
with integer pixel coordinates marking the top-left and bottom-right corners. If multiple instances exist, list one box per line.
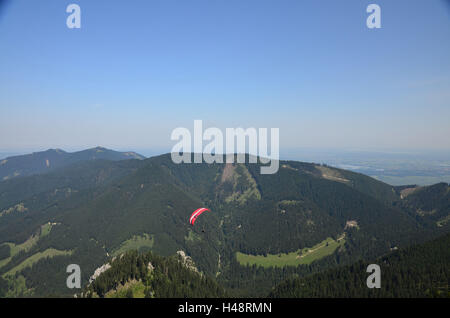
left=269, top=232, right=450, bottom=298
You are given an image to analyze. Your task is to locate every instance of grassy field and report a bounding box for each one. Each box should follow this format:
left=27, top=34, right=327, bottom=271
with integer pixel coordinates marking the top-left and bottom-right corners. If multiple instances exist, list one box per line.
left=236, top=235, right=346, bottom=268
left=105, top=280, right=146, bottom=298
left=3, top=275, right=33, bottom=297
left=111, top=233, right=154, bottom=257
left=0, top=223, right=54, bottom=269
left=4, top=248, right=73, bottom=277
left=40, top=222, right=53, bottom=237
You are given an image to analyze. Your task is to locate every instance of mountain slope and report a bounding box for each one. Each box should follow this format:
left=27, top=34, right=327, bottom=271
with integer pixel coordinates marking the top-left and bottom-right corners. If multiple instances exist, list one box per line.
left=269, top=232, right=450, bottom=298
left=82, top=250, right=226, bottom=298
left=0, top=152, right=448, bottom=297
left=0, top=159, right=144, bottom=243
left=0, top=147, right=145, bottom=181
left=398, top=183, right=450, bottom=228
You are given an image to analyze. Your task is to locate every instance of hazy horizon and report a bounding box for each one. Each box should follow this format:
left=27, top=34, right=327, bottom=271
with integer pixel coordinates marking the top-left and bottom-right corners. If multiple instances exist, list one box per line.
left=2, top=145, right=450, bottom=158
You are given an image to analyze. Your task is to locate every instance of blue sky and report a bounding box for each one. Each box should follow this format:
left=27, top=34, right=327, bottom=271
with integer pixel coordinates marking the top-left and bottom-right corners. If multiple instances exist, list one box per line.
left=0, top=0, right=449, bottom=153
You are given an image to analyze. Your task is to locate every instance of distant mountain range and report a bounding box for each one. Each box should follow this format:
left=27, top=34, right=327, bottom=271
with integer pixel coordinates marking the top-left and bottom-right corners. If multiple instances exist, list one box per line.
left=0, top=147, right=145, bottom=181
left=0, top=149, right=448, bottom=297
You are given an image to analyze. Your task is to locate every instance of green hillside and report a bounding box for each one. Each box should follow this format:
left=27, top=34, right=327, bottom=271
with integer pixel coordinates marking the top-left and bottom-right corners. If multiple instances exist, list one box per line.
left=270, top=232, right=450, bottom=298
left=84, top=250, right=226, bottom=298
left=0, top=152, right=448, bottom=297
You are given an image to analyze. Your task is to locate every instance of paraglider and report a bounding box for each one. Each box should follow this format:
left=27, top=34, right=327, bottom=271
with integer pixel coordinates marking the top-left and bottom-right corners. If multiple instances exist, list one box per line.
left=189, top=208, right=210, bottom=226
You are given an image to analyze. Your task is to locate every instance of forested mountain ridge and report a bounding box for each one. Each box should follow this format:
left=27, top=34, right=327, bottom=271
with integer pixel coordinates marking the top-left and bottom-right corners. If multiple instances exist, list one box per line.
left=0, top=147, right=145, bottom=181
left=82, top=250, right=227, bottom=298
left=0, top=152, right=448, bottom=297
left=396, top=183, right=450, bottom=228
left=0, top=159, right=144, bottom=243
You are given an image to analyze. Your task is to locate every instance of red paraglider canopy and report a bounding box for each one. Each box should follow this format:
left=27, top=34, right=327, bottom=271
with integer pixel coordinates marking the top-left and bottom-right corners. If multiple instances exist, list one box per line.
left=189, top=208, right=210, bottom=225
